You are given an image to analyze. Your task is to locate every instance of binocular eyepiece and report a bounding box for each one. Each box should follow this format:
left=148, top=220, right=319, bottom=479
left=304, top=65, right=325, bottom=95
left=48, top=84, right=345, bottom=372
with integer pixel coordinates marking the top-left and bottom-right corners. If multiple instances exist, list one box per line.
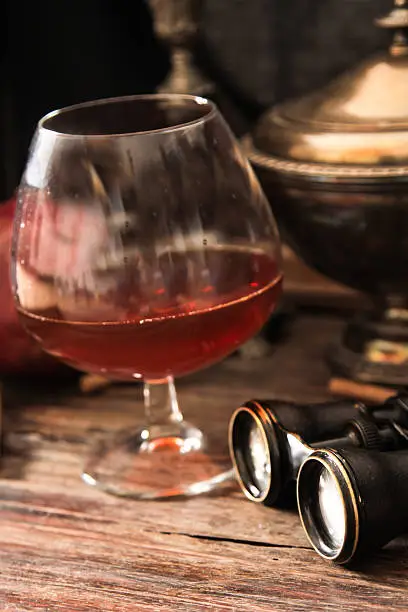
left=298, top=447, right=408, bottom=564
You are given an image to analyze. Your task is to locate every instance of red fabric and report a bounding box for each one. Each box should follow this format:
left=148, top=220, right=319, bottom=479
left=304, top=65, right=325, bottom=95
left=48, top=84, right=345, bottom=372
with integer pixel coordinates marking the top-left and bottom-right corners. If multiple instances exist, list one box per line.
left=0, top=198, right=60, bottom=374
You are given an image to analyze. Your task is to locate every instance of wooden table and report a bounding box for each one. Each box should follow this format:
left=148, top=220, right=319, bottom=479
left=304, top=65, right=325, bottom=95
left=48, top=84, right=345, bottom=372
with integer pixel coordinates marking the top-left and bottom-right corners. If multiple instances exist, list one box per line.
left=1, top=312, right=407, bottom=611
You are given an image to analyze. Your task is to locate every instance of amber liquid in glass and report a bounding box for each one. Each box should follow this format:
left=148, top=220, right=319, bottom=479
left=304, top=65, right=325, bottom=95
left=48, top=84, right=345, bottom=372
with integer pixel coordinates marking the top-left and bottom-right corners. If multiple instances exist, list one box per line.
left=18, top=246, right=282, bottom=380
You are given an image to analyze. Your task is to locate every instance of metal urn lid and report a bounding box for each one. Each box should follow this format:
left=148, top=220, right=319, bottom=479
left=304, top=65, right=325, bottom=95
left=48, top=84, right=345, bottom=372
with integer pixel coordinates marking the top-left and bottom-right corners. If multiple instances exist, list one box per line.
left=247, top=0, right=408, bottom=178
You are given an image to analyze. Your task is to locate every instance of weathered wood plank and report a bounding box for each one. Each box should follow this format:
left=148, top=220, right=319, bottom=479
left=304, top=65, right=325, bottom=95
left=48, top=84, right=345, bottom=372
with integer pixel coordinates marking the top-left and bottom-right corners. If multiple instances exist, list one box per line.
left=0, top=477, right=307, bottom=549
left=1, top=314, right=406, bottom=611
left=1, top=520, right=408, bottom=612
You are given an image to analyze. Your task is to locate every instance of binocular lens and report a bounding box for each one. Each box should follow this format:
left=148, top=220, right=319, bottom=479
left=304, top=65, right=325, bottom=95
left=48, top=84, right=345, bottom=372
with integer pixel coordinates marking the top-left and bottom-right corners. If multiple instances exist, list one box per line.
left=317, top=466, right=346, bottom=551
left=297, top=451, right=359, bottom=563
left=248, top=422, right=271, bottom=493
left=229, top=408, right=272, bottom=501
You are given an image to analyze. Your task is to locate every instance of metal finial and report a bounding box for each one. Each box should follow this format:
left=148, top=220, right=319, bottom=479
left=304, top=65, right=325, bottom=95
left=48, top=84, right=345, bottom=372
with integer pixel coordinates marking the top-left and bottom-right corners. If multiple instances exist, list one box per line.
left=147, top=0, right=214, bottom=96
left=375, top=0, right=408, bottom=56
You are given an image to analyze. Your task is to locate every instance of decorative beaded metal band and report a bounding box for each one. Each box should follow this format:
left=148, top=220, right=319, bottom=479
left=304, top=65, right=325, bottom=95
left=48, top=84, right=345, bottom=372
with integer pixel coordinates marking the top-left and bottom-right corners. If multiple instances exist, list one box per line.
left=241, top=136, right=408, bottom=180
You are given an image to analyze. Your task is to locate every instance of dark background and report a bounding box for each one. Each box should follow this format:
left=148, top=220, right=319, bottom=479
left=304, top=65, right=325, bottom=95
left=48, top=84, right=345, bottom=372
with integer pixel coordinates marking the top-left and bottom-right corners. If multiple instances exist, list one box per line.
left=0, top=0, right=393, bottom=200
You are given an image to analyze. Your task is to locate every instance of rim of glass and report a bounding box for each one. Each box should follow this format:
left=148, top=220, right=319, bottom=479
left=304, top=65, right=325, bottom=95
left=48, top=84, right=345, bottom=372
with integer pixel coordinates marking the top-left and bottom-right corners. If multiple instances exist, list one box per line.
left=38, top=93, right=217, bottom=139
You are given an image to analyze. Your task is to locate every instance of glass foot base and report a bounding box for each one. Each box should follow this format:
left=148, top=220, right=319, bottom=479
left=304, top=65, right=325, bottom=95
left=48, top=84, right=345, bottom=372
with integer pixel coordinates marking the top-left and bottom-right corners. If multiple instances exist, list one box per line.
left=82, top=421, right=234, bottom=499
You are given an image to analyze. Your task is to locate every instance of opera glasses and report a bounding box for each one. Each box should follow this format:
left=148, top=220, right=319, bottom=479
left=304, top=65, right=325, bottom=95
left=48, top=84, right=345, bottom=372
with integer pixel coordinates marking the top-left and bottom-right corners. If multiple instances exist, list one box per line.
left=229, top=394, right=408, bottom=563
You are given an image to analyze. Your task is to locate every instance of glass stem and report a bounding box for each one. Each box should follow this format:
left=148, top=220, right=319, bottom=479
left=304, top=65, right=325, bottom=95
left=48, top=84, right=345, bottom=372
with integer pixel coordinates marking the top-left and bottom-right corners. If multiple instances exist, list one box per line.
left=143, top=376, right=184, bottom=427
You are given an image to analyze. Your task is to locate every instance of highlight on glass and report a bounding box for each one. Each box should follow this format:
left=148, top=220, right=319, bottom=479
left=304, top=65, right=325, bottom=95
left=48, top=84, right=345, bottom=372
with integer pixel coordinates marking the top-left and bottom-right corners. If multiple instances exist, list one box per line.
left=11, top=94, right=282, bottom=499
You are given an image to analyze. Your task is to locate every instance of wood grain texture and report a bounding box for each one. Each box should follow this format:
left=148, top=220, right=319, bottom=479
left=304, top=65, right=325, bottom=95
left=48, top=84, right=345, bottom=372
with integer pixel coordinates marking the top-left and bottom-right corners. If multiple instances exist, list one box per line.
left=1, top=314, right=408, bottom=611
